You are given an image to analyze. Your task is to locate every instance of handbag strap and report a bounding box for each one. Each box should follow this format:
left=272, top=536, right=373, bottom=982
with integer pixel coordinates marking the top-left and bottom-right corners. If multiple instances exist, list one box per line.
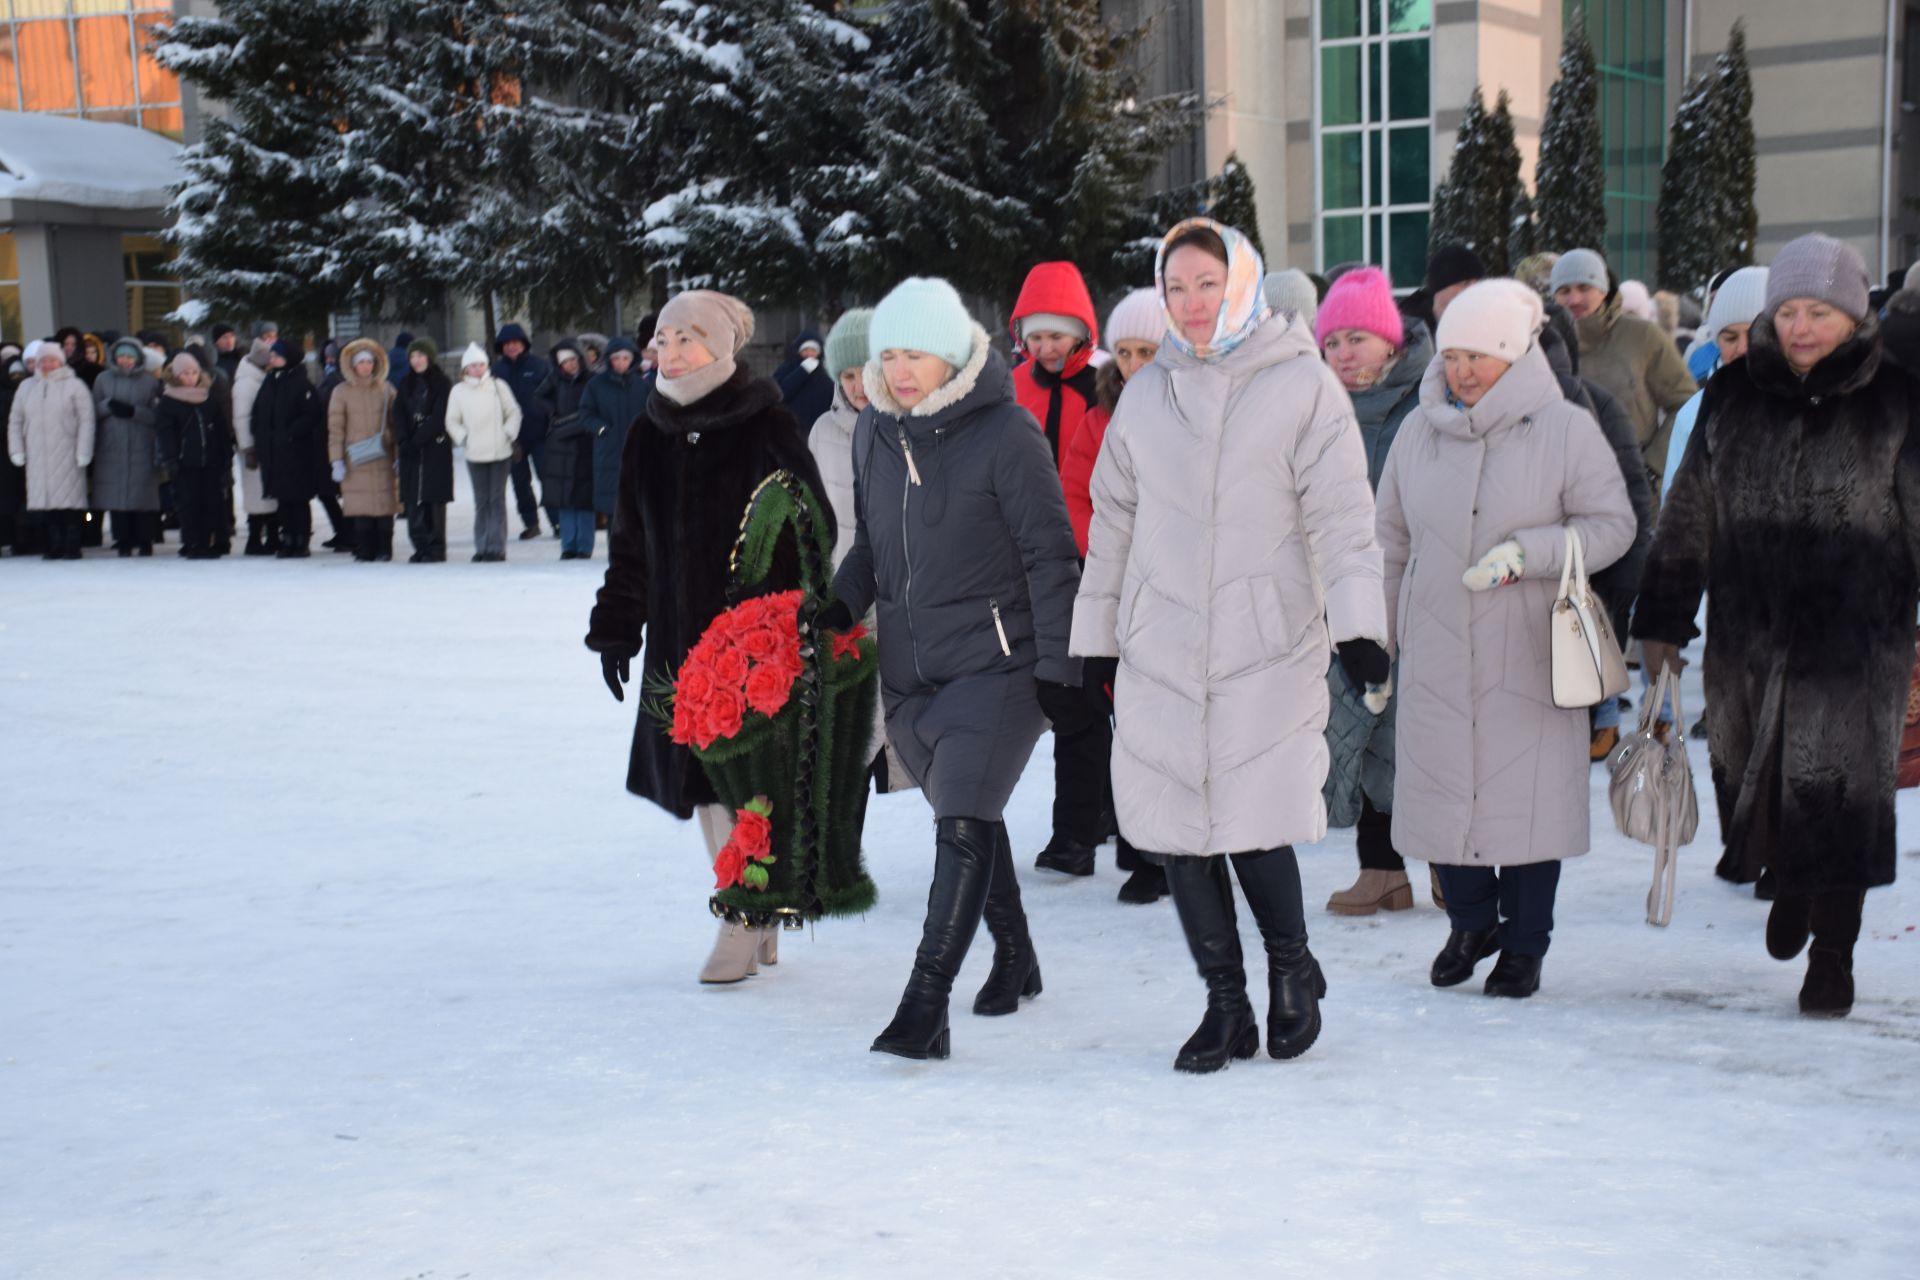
left=1556, top=525, right=1587, bottom=599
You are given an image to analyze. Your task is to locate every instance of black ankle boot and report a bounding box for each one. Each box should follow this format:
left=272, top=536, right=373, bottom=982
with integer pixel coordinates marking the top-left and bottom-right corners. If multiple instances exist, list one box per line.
left=1117, top=863, right=1169, bottom=904
left=1034, top=833, right=1096, bottom=876
left=873, top=817, right=997, bottom=1060
left=1430, top=925, right=1501, bottom=988
left=1799, top=891, right=1863, bottom=1017
left=1483, top=951, right=1543, bottom=998
left=1164, top=856, right=1258, bottom=1073
left=1766, top=892, right=1812, bottom=961
left=1230, top=847, right=1321, bottom=1059
left=973, top=823, right=1042, bottom=1016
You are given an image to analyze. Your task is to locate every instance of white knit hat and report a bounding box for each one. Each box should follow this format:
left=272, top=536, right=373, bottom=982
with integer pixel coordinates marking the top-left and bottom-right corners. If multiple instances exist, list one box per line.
left=1019, top=312, right=1088, bottom=343
left=1704, top=266, right=1770, bottom=336
left=1104, top=288, right=1163, bottom=347
left=460, top=342, right=490, bottom=371
left=1435, top=279, right=1544, bottom=361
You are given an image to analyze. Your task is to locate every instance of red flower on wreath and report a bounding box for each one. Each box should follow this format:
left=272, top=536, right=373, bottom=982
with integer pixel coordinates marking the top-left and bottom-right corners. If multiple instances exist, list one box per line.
left=830, top=623, right=869, bottom=663
left=713, top=797, right=778, bottom=891
left=669, top=591, right=810, bottom=750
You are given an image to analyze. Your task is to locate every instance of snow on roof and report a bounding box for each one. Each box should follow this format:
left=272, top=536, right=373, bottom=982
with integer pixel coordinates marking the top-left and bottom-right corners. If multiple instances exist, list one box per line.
left=0, top=111, right=183, bottom=211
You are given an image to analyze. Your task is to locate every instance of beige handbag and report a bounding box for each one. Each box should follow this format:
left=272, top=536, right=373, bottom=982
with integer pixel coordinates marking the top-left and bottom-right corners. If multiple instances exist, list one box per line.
left=1607, top=666, right=1700, bottom=926
left=1550, top=526, right=1630, bottom=709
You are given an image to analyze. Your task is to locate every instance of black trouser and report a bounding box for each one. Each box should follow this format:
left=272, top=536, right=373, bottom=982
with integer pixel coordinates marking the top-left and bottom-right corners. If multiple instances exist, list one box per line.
left=42, top=509, right=84, bottom=557
left=279, top=500, right=313, bottom=544
left=1434, top=862, right=1562, bottom=958
left=509, top=446, right=543, bottom=531
left=110, top=510, right=156, bottom=552
left=353, top=516, right=394, bottom=560
left=318, top=486, right=346, bottom=538
left=1051, top=714, right=1111, bottom=847
left=1356, top=795, right=1405, bottom=872
left=174, top=469, right=224, bottom=555
left=407, top=500, right=446, bottom=558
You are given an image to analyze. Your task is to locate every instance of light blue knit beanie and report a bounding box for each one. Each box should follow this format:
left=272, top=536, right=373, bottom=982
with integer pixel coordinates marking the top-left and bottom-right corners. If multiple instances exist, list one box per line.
left=824, top=308, right=874, bottom=381
left=869, top=277, right=974, bottom=369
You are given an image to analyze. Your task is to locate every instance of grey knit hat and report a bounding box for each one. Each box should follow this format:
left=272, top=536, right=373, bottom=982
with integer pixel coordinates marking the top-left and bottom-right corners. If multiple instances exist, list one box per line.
left=1262, top=269, right=1319, bottom=330
left=1765, top=234, right=1870, bottom=321
left=1549, top=248, right=1610, bottom=295
left=1906, top=262, right=1920, bottom=294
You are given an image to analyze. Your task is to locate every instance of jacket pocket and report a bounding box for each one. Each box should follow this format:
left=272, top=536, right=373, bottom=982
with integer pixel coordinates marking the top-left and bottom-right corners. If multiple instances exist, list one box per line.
left=1248, top=575, right=1292, bottom=659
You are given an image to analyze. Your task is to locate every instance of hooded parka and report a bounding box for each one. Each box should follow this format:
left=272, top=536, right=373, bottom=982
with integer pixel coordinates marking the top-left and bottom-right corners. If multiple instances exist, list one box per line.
left=1575, top=292, right=1697, bottom=486
left=327, top=339, right=399, bottom=518
left=538, top=340, right=596, bottom=510
left=775, top=330, right=834, bottom=431
left=1376, top=344, right=1636, bottom=867
left=832, top=323, right=1082, bottom=821
left=1010, top=263, right=1102, bottom=469
left=7, top=356, right=96, bottom=510
left=581, top=337, right=653, bottom=516
left=90, top=341, right=163, bottom=512
left=1632, top=314, right=1920, bottom=895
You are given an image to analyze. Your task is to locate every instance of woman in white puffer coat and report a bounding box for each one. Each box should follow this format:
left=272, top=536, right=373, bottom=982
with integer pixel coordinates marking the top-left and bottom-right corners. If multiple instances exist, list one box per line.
left=1070, top=219, right=1389, bottom=1073
left=445, top=341, right=522, bottom=561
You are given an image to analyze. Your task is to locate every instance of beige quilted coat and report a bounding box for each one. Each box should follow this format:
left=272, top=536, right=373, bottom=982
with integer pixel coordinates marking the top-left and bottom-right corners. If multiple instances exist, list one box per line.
left=327, top=339, right=399, bottom=518
left=1376, top=345, right=1635, bottom=867
left=1070, top=313, right=1388, bottom=857
left=7, top=363, right=95, bottom=510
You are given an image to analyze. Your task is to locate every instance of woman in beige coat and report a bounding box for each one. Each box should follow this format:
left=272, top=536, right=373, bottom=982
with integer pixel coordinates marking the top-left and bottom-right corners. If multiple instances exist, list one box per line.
left=6, top=341, right=96, bottom=559
left=1376, top=280, right=1635, bottom=1000
left=1071, top=219, right=1390, bottom=1072
left=327, top=339, right=400, bottom=561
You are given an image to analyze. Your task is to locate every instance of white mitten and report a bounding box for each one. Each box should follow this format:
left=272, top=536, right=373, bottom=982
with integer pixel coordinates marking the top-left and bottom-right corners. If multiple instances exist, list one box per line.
left=77, top=452, right=93, bottom=467
left=1362, top=675, right=1393, bottom=716
left=1462, top=539, right=1525, bottom=591
left=331, top=459, right=348, bottom=483
left=8, top=454, right=23, bottom=467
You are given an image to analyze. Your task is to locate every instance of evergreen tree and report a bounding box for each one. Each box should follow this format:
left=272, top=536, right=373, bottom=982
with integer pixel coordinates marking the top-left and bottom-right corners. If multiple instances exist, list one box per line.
left=1656, top=69, right=1720, bottom=292
left=1534, top=12, right=1606, bottom=255
left=1114, top=151, right=1265, bottom=280
left=1508, top=188, right=1537, bottom=262
left=1482, top=91, right=1524, bottom=275
left=1428, top=88, right=1516, bottom=273
left=1206, top=153, right=1264, bottom=256
left=1715, top=21, right=1758, bottom=269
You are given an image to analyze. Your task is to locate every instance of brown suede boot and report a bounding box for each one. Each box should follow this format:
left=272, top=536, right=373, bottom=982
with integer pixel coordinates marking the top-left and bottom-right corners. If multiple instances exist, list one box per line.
left=1326, top=868, right=1414, bottom=916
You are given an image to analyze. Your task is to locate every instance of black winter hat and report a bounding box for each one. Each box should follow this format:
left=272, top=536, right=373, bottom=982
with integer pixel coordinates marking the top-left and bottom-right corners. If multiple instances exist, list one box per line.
left=211, top=323, right=234, bottom=342
left=1425, top=244, right=1486, bottom=294
left=636, top=312, right=658, bottom=347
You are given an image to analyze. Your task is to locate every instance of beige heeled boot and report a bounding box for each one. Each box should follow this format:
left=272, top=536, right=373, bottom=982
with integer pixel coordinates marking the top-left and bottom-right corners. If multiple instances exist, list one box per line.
left=699, top=920, right=762, bottom=984
left=757, top=927, right=778, bottom=967
left=1325, top=868, right=1415, bottom=916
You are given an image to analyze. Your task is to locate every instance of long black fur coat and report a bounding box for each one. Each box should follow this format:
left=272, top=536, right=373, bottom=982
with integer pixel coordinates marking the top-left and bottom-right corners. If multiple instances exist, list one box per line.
left=585, top=365, right=830, bottom=818
left=1632, top=313, right=1920, bottom=894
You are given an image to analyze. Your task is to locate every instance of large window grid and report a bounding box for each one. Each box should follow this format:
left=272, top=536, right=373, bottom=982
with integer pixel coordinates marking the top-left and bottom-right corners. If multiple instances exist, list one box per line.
left=0, top=0, right=183, bottom=138
left=1315, top=0, right=1433, bottom=289
left=123, top=232, right=181, bottom=345
left=1571, top=0, right=1665, bottom=281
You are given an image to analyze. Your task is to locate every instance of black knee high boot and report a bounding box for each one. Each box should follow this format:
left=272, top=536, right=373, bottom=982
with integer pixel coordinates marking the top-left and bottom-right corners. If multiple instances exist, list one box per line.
left=872, top=817, right=997, bottom=1060
left=1230, top=846, right=1323, bottom=1060
left=1800, top=891, right=1864, bottom=1017
left=1163, top=856, right=1258, bottom=1073
left=973, top=822, right=1042, bottom=1016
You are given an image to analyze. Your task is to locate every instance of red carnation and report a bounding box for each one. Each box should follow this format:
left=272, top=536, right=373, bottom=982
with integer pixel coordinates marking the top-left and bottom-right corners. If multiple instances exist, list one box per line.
left=712, top=840, right=748, bottom=890
left=740, top=625, right=786, bottom=663
left=678, top=663, right=717, bottom=709
left=732, top=806, right=773, bottom=858
left=701, top=690, right=745, bottom=744
left=831, top=623, right=869, bottom=662
left=744, top=660, right=795, bottom=717
left=712, top=648, right=750, bottom=688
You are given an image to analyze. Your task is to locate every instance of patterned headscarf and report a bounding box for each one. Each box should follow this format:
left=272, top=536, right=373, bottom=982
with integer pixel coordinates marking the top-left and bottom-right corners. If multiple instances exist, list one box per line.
left=1155, top=217, right=1269, bottom=362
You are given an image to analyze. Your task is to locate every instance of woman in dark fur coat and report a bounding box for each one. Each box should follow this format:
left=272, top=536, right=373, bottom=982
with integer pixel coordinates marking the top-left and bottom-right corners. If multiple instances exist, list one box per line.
left=584, top=290, right=831, bottom=986
left=1634, top=235, right=1920, bottom=1018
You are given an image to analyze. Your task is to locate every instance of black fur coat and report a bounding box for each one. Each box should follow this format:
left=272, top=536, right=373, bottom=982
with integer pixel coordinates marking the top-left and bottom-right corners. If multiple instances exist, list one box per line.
left=1632, top=313, right=1920, bottom=894
left=585, top=365, right=830, bottom=817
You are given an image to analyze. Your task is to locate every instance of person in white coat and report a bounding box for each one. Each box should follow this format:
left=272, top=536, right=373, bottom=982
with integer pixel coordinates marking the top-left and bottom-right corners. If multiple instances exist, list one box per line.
left=7, top=341, right=97, bottom=559
left=1070, top=219, right=1390, bottom=1073
left=230, top=337, right=279, bottom=554
left=445, top=341, right=522, bottom=561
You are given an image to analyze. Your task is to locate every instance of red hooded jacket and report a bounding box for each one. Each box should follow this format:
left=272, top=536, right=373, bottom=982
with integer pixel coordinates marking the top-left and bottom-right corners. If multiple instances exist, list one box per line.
left=1010, top=262, right=1101, bottom=474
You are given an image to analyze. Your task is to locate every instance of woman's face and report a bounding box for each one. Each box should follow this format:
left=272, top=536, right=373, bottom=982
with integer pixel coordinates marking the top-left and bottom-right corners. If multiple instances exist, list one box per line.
left=1322, top=329, right=1398, bottom=391
left=1113, top=339, right=1159, bottom=383
left=115, top=351, right=139, bottom=372
left=1162, top=245, right=1228, bottom=346
left=1715, top=322, right=1752, bottom=367
left=463, top=362, right=487, bottom=379
left=37, top=352, right=64, bottom=375
left=609, top=351, right=634, bottom=375
left=269, top=352, right=288, bottom=370
left=1441, top=349, right=1511, bottom=408
left=840, top=366, right=870, bottom=411
left=879, top=349, right=953, bottom=409
left=352, top=355, right=376, bottom=381
left=409, top=351, right=429, bottom=374
left=655, top=327, right=715, bottom=380
left=177, top=366, right=202, bottom=388
left=558, top=353, right=581, bottom=378
left=1773, top=299, right=1856, bottom=375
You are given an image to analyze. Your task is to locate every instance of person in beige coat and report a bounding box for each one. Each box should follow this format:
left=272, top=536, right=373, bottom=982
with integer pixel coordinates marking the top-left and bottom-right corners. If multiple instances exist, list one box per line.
left=231, top=338, right=279, bottom=555
left=446, top=342, right=522, bottom=561
left=1071, top=219, right=1389, bottom=1073
left=7, top=341, right=96, bottom=559
left=1376, top=279, right=1636, bottom=1001
left=327, top=339, right=400, bottom=561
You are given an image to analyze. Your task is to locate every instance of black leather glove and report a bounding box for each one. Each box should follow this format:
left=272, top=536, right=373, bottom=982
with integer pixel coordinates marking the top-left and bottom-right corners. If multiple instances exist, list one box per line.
left=108, top=398, right=134, bottom=418
left=1337, top=638, right=1391, bottom=691
left=1037, top=680, right=1095, bottom=735
left=816, top=599, right=855, bottom=633
left=1083, top=657, right=1118, bottom=702
left=600, top=651, right=631, bottom=702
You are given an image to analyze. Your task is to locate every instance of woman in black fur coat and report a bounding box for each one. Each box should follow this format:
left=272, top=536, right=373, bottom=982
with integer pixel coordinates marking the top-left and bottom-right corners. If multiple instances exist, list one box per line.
left=1634, top=235, right=1920, bottom=1018
left=584, top=290, right=831, bottom=986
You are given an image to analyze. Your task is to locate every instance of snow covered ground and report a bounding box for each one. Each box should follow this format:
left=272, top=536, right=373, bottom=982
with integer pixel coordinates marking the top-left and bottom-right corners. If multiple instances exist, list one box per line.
left=5, top=482, right=1919, bottom=1279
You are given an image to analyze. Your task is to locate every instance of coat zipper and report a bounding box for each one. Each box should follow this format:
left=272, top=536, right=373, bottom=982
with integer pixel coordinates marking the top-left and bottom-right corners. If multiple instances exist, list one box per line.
left=898, top=424, right=926, bottom=684
left=990, top=599, right=1011, bottom=656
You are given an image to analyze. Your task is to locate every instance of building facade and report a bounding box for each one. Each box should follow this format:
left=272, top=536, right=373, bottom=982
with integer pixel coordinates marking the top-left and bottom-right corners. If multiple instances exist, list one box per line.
left=1115, top=0, right=1919, bottom=291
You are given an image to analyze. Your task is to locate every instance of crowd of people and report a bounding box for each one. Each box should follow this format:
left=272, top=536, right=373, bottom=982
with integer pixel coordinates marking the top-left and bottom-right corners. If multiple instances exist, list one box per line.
left=14, top=220, right=1920, bottom=1070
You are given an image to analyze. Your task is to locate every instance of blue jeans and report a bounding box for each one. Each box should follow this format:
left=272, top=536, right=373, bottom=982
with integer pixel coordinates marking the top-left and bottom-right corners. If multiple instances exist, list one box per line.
left=1592, top=695, right=1621, bottom=731
left=557, top=507, right=596, bottom=556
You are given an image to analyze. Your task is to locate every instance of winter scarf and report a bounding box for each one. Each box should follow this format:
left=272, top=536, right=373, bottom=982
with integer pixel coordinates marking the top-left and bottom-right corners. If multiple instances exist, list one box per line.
left=655, top=290, right=756, bottom=407
left=1155, top=217, right=1269, bottom=362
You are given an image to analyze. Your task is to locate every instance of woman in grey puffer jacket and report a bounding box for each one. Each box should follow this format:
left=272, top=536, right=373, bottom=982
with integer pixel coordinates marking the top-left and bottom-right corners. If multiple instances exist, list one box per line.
left=92, top=337, right=163, bottom=555
left=828, top=277, right=1083, bottom=1063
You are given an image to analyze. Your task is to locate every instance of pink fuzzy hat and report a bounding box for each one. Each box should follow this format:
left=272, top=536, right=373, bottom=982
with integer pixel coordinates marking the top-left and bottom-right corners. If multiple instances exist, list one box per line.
left=1313, top=266, right=1405, bottom=349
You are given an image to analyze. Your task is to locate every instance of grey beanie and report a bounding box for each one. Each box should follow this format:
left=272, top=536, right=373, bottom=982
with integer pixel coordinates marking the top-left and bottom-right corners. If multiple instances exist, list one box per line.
left=1263, top=269, right=1319, bottom=330
left=1765, top=234, right=1870, bottom=322
left=1902, top=261, right=1920, bottom=294
left=253, top=319, right=280, bottom=339
left=1549, top=248, right=1610, bottom=296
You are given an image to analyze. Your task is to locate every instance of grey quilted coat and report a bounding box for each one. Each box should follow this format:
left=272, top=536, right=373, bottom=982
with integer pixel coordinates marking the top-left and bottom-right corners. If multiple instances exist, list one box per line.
left=90, top=362, right=163, bottom=512
left=1376, top=344, right=1636, bottom=867
left=1070, top=313, right=1388, bottom=857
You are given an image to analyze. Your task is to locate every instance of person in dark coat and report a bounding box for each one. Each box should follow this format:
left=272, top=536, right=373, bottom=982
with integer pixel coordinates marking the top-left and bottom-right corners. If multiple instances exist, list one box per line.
left=774, top=330, right=834, bottom=433
left=0, top=342, right=34, bottom=555
left=394, top=338, right=454, bottom=562
left=492, top=322, right=551, bottom=539
left=581, top=337, right=652, bottom=522
left=183, top=340, right=237, bottom=556
left=537, top=340, right=596, bottom=559
left=1635, top=234, right=1920, bottom=1018
left=154, top=351, right=234, bottom=558
left=585, top=291, right=831, bottom=986
left=386, top=331, right=414, bottom=388
left=92, top=336, right=164, bottom=555
left=253, top=341, right=323, bottom=557
left=211, top=324, right=244, bottom=382
left=824, top=276, right=1084, bottom=1062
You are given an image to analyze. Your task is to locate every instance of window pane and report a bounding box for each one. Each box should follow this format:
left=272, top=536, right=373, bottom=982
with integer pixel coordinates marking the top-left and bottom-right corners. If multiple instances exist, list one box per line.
left=1366, top=0, right=1381, bottom=38
left=1389, top=212, right=1430, bottom=288
left=1370, top=213, right=1384, bottom=265
left=1322, top=45, right=1361, bottom=126
left=0, top=232, right=16, bottom=281
left=1368, top=129, right=1383, bottom=209
left=1367, top=41, right=1381, bottom=122
left=1323, top=132, right=1363, bottom=209
left=0, top=285, right=22, bottom=346
left=135, top=17, right=181, bottom=106
left=18, top=20, right=77, bottom=111
left=1388, top=38, right=1429, bottom=120
left=77, top=16, right=135, bottom=109
left=1322, top=0, right=1361, bottom=40
left=1323, top=215, right=1364, bottom=270
left=1389, top=127, right=1429, bottom=205
left=1388, top=0, right=1432, bottom=33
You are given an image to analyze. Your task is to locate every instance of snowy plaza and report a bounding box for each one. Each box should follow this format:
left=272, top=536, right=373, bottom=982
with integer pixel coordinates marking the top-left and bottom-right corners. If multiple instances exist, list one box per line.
left=5, top=477, right=1919, bottom=1280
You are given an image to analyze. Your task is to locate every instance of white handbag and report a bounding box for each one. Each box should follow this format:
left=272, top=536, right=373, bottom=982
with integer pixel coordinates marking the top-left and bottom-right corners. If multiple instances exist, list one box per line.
left=1607, top=665, right=1700, bottom=926
left=1550, top=526, right=1630, bottom=709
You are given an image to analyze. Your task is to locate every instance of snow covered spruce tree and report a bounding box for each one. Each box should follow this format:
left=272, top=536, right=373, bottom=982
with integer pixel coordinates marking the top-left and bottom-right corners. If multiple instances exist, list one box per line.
left=1715, top=21, right=1758, bottom=270
left=1508, top=188, right=1537, bottom=261
left=1656, top=68, right=1721, bottom=292
left=1429, top=88, right=1521, bottom=275
left=1534, top=12, right=1606, bottom=255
